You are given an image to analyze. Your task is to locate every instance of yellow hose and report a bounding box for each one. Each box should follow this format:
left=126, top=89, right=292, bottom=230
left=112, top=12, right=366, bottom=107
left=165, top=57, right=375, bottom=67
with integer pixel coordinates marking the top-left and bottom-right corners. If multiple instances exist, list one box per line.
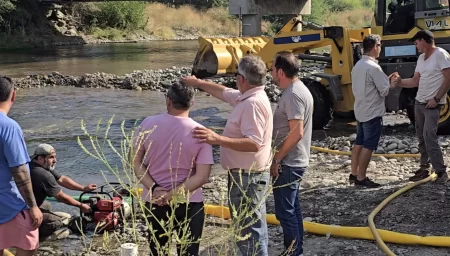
left=131, top=174, right=449, bottom=253
left=368, top=172, right=438, bottom=255
left=3, top=249, right=13, bottom=256
left=310, top=146, right=420, bottom=158
left=204, top=195, right=450, bottom=247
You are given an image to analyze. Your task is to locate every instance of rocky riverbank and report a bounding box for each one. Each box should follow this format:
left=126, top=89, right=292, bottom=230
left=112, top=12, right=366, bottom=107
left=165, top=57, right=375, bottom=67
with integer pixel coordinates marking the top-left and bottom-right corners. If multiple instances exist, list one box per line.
left=12, top=65, right=323, bottom=103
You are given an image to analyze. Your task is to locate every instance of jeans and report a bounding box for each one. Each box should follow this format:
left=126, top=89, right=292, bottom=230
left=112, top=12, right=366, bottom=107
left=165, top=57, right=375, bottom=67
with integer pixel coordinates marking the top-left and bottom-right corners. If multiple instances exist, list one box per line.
left=228, top=170, right=270, bottom=256
left=355, top=116, right=383, bottom=151
left=272, top=165, right=306, bottom=256
left=415, top=102, right=447, bottom=172
left=145, top=202, right=205, bottom=256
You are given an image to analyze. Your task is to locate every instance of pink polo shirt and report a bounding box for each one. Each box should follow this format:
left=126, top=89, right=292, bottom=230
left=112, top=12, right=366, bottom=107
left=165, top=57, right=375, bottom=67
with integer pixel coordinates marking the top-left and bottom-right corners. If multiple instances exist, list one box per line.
left=220, top=86, right=273, bottom=172
left=133, top=113, right=214, bottom=203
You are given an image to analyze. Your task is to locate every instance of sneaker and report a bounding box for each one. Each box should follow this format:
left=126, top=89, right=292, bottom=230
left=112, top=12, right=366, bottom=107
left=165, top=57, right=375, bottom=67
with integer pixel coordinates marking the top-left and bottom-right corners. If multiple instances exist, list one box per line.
left=435, top=172, right=449, bottom=184
left=409, top=167, right=431, bottom=182
left=354, top=177, right=381, bottom=188
left=349, top=174, right=357, bottom=184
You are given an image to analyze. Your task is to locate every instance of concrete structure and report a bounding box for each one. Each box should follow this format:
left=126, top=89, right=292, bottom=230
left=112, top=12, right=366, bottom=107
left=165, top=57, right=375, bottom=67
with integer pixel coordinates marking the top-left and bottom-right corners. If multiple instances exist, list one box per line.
left=229, top=0, right=311, bottom=36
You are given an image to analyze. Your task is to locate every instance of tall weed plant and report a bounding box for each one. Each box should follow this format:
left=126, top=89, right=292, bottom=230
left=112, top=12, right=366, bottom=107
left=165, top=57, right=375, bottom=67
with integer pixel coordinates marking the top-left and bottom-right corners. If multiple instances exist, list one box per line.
left=76, top=114, right=300, bottom=255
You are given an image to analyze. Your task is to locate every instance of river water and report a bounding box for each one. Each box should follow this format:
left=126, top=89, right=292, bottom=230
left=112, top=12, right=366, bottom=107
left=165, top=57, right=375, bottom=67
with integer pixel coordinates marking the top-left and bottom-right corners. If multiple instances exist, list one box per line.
left=0, top=40, right=235, bottom=214
left=0, top=40, right=199, bottom=77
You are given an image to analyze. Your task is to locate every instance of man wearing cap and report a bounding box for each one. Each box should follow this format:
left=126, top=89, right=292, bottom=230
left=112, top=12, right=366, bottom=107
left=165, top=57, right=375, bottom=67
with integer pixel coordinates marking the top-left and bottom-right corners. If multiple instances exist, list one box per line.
left=392, top=30, right=450, bottom=183
left=29, top=143, right=97, bottom=239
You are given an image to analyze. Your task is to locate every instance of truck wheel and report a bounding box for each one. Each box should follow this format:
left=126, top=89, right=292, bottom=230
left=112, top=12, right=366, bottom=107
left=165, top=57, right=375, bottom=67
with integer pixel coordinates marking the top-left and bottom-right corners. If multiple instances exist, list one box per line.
left=400, top=88, right=417, bottom=125
left=402, top=89, right=450, bottom=135
left=438, top=92, right=450, bottom=135
left=302, top=78, right=332, bottom=130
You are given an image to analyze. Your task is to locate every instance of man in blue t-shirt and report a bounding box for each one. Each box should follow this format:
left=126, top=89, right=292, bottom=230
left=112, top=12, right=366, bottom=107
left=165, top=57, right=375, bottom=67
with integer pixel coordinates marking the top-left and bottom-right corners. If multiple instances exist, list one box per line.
left=0, top=76, right=43, bottom=255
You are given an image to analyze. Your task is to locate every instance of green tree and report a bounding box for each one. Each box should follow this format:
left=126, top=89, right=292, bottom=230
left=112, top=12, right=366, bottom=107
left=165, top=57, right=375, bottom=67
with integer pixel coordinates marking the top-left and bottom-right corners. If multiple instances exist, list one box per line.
left=96, top=2, right=146, bottom=30
left=303, top=0, right=329, bottom=25
left=0, top=0, right=16, bottom=28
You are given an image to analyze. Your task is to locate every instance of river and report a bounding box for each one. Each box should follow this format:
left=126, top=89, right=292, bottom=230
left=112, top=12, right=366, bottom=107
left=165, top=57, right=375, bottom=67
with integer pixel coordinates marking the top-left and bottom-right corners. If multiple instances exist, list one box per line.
left=0, top=40, right=234, bottom=214
left=0, top=40, right=199, bottom=77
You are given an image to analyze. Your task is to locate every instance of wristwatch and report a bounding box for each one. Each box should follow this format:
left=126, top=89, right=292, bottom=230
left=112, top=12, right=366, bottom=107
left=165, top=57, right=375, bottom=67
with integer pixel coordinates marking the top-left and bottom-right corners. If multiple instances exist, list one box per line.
left=151, top=182, right=159, bottom=193
left=434, top=96, right=440, bottom=103
left=273, top=159, right=280, bottom=165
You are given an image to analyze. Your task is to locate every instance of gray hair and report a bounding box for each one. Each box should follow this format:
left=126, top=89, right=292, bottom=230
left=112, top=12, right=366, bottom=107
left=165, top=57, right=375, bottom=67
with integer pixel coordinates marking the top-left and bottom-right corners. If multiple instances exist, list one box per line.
left=362, top=34, right=382, bottom=54
left=237, top=55, right=267, bottom=86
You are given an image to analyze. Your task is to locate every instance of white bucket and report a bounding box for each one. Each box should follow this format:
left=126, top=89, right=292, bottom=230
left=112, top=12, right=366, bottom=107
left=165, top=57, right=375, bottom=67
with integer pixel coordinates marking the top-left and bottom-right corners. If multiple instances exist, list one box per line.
left=120, top=243, right=138, bottom=256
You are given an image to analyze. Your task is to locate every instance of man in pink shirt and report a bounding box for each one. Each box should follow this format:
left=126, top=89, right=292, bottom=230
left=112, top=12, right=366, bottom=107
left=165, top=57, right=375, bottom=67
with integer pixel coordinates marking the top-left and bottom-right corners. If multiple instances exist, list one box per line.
left=132, top=82, right=214, bottom=256
left=182, top=55, right=273, bottom=256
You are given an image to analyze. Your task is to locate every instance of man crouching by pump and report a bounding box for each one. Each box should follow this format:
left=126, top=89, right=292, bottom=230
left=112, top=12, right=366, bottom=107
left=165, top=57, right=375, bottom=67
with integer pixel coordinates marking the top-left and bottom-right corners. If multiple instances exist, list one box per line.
left=29, top=143, right=97, bottom=240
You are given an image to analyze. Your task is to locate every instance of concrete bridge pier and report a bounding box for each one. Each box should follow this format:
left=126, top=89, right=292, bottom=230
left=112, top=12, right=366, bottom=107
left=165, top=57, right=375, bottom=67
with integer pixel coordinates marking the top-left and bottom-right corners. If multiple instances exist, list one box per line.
left=230, top=0, right=311, bottom=37
left=242, top=14, right=262, bottom=37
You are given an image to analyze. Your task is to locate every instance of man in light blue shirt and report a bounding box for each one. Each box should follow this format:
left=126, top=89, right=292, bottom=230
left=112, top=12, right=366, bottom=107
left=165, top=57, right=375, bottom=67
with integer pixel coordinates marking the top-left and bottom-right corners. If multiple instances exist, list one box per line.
left=0, top=76, right=42, bottom=255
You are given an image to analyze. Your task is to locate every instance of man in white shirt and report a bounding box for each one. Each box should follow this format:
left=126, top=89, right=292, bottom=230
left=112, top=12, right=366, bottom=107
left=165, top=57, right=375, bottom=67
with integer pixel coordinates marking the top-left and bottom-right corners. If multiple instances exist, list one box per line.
left=392, top=30, right=450, bottom=183
left=350, top=34, right=397, bottom=188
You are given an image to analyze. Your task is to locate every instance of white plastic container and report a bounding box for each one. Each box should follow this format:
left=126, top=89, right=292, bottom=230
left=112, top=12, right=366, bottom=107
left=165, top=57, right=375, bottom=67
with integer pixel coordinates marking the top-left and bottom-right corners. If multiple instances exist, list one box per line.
left=120, top=243, right=138, bottom=256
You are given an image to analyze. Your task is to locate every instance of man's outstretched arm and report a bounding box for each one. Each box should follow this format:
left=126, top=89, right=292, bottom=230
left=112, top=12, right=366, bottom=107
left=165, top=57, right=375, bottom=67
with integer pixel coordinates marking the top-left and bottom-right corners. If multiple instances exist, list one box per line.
left=57, top=176, right=96, bottom=192
left=181, top=76, right=229, bottom=102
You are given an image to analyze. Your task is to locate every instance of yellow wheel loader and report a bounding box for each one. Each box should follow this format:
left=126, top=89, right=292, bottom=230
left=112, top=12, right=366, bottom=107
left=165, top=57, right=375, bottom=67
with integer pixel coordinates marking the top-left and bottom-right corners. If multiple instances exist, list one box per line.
left=191, top=0, right=450, bottom=135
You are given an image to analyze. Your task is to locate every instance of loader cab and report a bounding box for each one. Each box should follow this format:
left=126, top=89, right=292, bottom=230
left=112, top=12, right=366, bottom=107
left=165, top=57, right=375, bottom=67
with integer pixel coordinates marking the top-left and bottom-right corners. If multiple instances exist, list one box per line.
left=375, top=0, right=450, bottom=35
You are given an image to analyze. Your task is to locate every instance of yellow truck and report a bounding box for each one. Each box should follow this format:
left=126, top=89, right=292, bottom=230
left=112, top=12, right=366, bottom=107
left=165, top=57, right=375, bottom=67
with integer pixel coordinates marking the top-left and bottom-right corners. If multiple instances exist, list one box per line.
left=191, top=0, right=450, bottom=135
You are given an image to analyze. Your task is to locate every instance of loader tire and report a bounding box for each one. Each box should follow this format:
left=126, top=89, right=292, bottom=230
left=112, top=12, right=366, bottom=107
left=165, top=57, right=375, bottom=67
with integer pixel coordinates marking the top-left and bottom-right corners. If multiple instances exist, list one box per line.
left=402, top=89, right=450, bottom=135
left=400, top=88, right=417, bottom=125
left=303, top=79, right=332, bottom=130
left=437, top=91, right=450, bottom=135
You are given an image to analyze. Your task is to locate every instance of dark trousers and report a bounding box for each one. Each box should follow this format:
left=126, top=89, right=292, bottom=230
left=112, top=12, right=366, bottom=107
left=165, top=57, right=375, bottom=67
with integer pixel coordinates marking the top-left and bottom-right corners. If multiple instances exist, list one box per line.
left=145, top=202, right=205, bottom=256
left=415, top=102, right=447, bottom=172
left=272, top=165, right=306, bottom=256
left=228, top=171, right=269, bottom=256
left=39, top=201, right=65, bottom=239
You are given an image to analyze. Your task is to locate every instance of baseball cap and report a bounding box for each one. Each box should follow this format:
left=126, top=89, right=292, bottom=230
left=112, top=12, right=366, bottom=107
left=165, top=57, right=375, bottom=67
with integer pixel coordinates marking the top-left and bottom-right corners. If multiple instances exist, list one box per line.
left=409, top=30, right=434, bottom=42
left=31, top=143, right=56, bottom=160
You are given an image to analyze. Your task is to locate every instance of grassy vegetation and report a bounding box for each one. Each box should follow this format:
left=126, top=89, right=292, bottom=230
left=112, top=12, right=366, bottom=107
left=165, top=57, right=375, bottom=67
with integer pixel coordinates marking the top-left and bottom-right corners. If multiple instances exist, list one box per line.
left=75, top=2, right=238, bottom=40
left=302, top=0, right=374, bottom=30
left=82, top=0, right=374, bottom=40
left=0, top=0, right=375, bottom=48
left=142, top=3, right=238, bottom=39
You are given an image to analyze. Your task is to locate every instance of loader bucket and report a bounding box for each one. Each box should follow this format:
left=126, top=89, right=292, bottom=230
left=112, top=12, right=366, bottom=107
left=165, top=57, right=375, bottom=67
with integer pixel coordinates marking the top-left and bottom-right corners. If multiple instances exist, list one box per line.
left=192, top=36, right=270, bottom=78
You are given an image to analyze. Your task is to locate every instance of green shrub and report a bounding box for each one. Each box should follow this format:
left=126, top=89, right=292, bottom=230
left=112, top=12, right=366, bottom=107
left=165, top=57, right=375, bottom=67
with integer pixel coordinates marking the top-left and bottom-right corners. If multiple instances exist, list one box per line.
left=0, top=0, right=16, bottom=27
left=95, top=2, right=146, bottom=30
left=212, top=0, right=228, bottom=8
left=303, top=0, right=330, bottom=25
left=303, top=0, right=374, bottom=26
